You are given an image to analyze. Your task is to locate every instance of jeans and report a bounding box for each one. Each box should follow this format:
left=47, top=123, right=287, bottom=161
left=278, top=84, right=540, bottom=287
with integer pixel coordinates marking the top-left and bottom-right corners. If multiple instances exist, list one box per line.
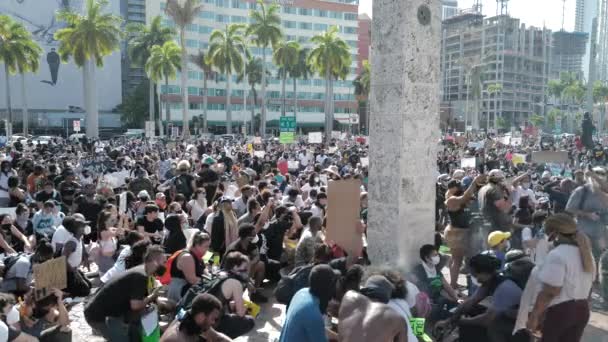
left=86, top=316, right=133, bottom=342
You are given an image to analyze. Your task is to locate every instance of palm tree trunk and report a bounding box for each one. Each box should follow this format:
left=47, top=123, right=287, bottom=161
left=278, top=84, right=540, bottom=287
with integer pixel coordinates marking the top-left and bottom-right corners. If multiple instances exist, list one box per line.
left=165, top=76, right=171, bottom=136
left=4, top=64, right=12, bottom=136
left=20, top=73, right=28, bottom=136
left=327, top=75, right=335, bottom=139
left=324, top=69, right=330, bottom=142
left=226, top=73, right=232, bottom=134
left=203, top=72, right=208, bottom=133
left=149, top=80, right=155, bottom=135
left=281, top=71, right=286, bottom=117
left=293, top=77, right=297, bottom=118
left=251, top=85, right=255, bottom=135
left=260, top=47, right=267, bottom=136
left=180, top=29, right=190, bottom=138
left=90, top=59, right=99, bottom=138
left=82, top=60, right=90, bottom=137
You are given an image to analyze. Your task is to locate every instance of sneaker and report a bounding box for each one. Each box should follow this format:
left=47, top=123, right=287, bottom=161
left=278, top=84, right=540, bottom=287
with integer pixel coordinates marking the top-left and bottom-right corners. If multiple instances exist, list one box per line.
left=250, top=292, right=268, bottom=303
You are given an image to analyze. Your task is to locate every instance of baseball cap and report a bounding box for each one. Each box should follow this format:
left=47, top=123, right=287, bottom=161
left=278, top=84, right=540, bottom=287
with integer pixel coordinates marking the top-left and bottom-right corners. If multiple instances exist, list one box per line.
left=487, top=231, right=511, bottom=248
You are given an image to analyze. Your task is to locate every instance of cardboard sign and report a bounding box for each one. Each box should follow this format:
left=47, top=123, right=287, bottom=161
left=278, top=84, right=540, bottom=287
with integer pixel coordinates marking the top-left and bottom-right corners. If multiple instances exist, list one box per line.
left=33, top=256, right=67, bottom=300
left=331, top=131, right=341, bottom=140
left=461, top=157, right=476, bottom=168
left=360, top=157, right=369, bottom=167
left=308, top=132, right=323, bottom=144
left=253, top=150, right=265, bottom=158
left=511, top=137, right=522, bottom=146
left=326, top=180, right=362, bottom=256
left=287, top=161, right=299, bottom=170
left=531, top=151, right=569, bottom=163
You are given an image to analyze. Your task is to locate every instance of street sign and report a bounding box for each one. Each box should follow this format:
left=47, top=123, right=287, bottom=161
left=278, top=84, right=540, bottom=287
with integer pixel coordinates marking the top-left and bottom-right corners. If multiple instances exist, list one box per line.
left=279, top=116, right=296, bottom=132
left=279, top=132, right=295, bottom=144
left=73, top=120, right=81, bottom=132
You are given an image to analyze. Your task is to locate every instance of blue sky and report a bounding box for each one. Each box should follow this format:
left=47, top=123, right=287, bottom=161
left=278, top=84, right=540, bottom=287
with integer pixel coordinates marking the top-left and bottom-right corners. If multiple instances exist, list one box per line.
left=359, top=0, right=576, bottom=31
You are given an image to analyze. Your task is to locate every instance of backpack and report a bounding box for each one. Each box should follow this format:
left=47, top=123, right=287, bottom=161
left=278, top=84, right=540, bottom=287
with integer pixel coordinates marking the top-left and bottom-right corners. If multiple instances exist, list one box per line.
left=173, top=175, right=193, bottom=198
left=502, top=258, right=535, bottom=289
left=176, top=273, right=234, bottom=312
left=1, top=253, right=27, bottom=278
left=158, top=249, right=186, bottom=285
left=274, top=264, right=315, bottom=305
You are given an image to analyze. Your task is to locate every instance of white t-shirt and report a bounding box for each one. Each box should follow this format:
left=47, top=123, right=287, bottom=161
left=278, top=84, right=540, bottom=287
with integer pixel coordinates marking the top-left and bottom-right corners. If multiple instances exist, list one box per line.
left=204, top=212, right=216, bottom=233
left=537, top=244, right=595, bottom=307
left=405, top=281, right=420, bottom=309
left=189, top=199, right=207, bottom=222
left=51, top=226, right=71, bottom=253
left=521, top=228, right=551, bottom=265
left=512, top=186, right=537, bottom=208
left=0, top=320, right=8, bottom=342
left=387, top=299, right=418, bottom=342
left=298, top=153, right=310, bottom=167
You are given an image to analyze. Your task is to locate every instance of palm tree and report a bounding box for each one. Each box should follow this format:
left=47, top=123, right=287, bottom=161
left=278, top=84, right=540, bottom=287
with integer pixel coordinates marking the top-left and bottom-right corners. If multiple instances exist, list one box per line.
left=126, top=15, right=175, bottom=135
left=209, top=24, right=247, bottom=134
left=145, top=41, right=182, bottom=136
left=238, top=56, right=267, bottom=135
left=247, top=0, right=282, bottom=136
left=0, top=15, right=42, bottom=136
left=273, top=40, right=300, bottom=117
left=289, top=48, right=311, bottom=120
left=308, top=26, right=352, bottom=141
left=487, top=83, right=502, bottom=130
left=190, top=50, right=215, bottom=133
left=353, top=59, right=370, bottom=134
left=529, top=114, right=544, bottom=128
left=165, top=0, right=204, bottom=138
left=55, top=0, right=123, bottom=138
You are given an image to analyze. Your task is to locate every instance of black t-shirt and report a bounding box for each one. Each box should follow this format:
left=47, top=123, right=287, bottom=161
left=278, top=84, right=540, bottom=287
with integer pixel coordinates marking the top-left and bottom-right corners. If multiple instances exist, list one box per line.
left=197, top=169, right=218, bottom=185
left=84, top=265, right=148, bottom=321
left=75, top=196, right=103, bottom=230
left=136, top=217, right=163, bottom=235
left=34, top=190, right=61, bottom=204
left=262, top=220, right=291, bottom=261
left=225, top=239, right=258, bottom=260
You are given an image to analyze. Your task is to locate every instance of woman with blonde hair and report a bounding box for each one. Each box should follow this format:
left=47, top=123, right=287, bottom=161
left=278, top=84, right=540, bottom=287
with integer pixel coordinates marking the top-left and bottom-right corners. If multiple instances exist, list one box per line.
left=526, top=213, right=595, bottom=342
left=210, top=197, right=238, bottom=257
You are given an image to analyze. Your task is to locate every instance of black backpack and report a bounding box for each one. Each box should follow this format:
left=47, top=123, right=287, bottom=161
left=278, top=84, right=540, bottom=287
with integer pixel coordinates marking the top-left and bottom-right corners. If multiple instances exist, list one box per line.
left=503, top=258, right=535, bottom=290
left=1, top=253, right=27, bottom=278
left=173, top=175, right=193, bottom=198
left=274, top=264, right=315, bottom=306
left=176, top=273, right=235, bottom=312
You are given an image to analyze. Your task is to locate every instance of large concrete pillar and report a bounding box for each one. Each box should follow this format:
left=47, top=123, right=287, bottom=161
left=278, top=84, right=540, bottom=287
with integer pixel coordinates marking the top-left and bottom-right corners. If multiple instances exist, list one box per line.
left=368, top=0, right=440, bottom=268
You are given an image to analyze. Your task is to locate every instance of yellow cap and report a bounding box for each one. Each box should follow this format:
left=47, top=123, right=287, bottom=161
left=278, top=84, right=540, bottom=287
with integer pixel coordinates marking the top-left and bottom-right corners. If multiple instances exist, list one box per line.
left=487, top=231, right=511, bottom=248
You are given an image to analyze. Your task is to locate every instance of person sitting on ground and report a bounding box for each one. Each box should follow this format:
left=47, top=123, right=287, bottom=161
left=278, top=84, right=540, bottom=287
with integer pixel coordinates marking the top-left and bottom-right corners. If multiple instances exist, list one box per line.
left=101, top=231, right=145, bottom=285
left=279, top=264, right=339, bottom=342
left=91, top=211, right=121, bottom=276
left=411, top=244, right=460, bottom=320
left=224, top=224, right=267, bottom=303
left=135, top=204, right=163, bottom=244
left=487, top=231, right=511, bottom=268
left=31, top=201, right=58, bottom=242
left=34, top=180, right=61, bottom=210
left=294, top=216, right=324, bottom=267
left=0, top=292, right=37, bottom=342
left=381, top=270, right=418, bottom=342
left=163, top=214, right=188, bottom=255
left=0, top=240, right=54, bottom=298
left=20, top=289, right=71, bottom=342
left=167, top=232, right=211, bottom=303
left=0, top=213, right=31, bottom=253
left=59, top=215, right=92, bottom=298
left=237, top=198, right=261, bottom=226
left=84, top=245, right=167, bottom=342
left=210, top=197, right=239, bottom=257
left=338, top=275, right=408, bottom=342
left=160, top=293, right=231, bottom=342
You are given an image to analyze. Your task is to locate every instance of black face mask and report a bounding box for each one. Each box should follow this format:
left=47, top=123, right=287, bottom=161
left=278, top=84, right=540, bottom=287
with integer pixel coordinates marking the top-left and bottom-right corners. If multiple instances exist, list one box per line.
left=154, top=264, right=167, bottom=277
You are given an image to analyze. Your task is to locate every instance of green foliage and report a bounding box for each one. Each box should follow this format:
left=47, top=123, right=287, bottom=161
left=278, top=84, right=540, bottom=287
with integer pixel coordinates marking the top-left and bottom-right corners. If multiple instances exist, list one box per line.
left=487, top=83, right=502, bottom=95
left=126, top=15, right=175, bottom=67
left=0, top=15, right=42, bottom=75
left=247, top=0, right=283, bottom=50
left=273, top=40, right=300, bottom=78
left=496, top=116, right=510, bottom=129
left=118, top=80, right=150, bottom=128
left=353, top=60, right=370, bottom=96
left=54, top=0, right=124, bottom=67
left=529, top=114, right=544, bottom=127
left=547, top=109, right=561, bottom=130
left=145, top=41, right=181, bottom=83
left=208, top=24, right=247, bottom=76
left=308, top=26, right=352, bottom=80
left=593, top=80, right=608, bottom=104
left=164, top=0, right=203, bottom=30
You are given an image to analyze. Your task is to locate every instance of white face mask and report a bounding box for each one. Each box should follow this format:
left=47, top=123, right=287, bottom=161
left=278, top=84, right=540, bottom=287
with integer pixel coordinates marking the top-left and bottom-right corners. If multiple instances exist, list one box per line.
left=6, top=306, right=19, bottom=325
left=431, top=255, right=441, bottom=265
left=471, top=276, right=481, bottom=287
left=84, top=225, right=92, bottom=235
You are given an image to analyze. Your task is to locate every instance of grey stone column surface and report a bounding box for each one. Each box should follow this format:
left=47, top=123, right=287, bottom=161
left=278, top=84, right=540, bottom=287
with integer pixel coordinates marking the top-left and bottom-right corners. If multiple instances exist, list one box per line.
left=367, top=0, right=441, bottom=269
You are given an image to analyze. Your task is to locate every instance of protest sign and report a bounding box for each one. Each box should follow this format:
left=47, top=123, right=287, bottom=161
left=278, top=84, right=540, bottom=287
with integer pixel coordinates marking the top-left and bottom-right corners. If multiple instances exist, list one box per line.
left=253, top=137, right=262, bottom=144
left=511, top=137, right=522, bottom=146
left=33, top=256, right=67, bottom=300
left=468, top=141, right=483, bottom=150
left=326, top=180, right=362, bottom=256
left=461, top=157, right=476, bottom=168
left=102, top=170, right=130, bottom=188
left=331, top=131, right=341, bottom=140
left=308, top=132, right=322, bottom=144
left=360, top=157, right=369, bottom=167
left=512, top=153, right=526, bottom=165
left=287, top=161, right=299, bottom=170
left=253, top=150, right=265, bottom=158
left=531, top=151, right=569, bottom=163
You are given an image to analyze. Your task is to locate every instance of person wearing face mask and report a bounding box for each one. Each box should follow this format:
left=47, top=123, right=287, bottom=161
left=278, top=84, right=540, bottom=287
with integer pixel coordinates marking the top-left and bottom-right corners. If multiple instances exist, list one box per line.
left=167, top=232, right=211, bottom=302
left=487, top=231, right=512, bottom=268
left=0, top=214, right=30, bottom=253
left=411, top=244, right=460, bottom=321
left=224, top=224, right=267, bottom=303
left=160, top=293, right=230, bottom=342
left=60, top=215, right=93, bottom=298
left=511, top=174, right=537, bottom=210
left=0, top=160, right=17, bottom=208
left=310, top=192, right=327, bottom=219
left=91, top=211, right=121, bottom=276
left=84, top=245, right=167, bottom=342
left=444, top=174, right=486, bottom=288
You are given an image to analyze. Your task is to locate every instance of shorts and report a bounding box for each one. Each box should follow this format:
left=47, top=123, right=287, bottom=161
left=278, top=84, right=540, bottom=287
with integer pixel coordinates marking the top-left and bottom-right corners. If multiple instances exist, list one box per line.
left=444, top=225, right=469, bottom=252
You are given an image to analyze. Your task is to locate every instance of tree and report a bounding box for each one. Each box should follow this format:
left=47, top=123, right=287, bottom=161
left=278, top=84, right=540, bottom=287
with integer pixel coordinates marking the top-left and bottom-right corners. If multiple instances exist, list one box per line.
left=487, top=83, right=502, bottom=130
left=247, top=0, right=282, bottom=136
left=0, top=15, right=42, bottom=136
left=496, top=116, right=510, bottom=130
left=126, top=15, right=175, bottom=135
left=118, top=79, right=150, bottom=128
left=308, top=26, right=352, bottom=140
left=190, top=50, right=215, bottom=133
left=547, top=108, right=560, bottom=130
left=529, top=114, right=544, bottom=127
left=353, top=59, right=371, bottom=97
left=289, top=48, right=311, bottom=119
left=145, top=41, right=181, bottom=136
left=209, top=24, right=247, bottom=134
left=165, top=0, right=203, bottom=138
left=238, top=56, right=267, bottom=135
left=273, top=40, right=300, bottom=117
left=55, top=0, right=124, bottom=138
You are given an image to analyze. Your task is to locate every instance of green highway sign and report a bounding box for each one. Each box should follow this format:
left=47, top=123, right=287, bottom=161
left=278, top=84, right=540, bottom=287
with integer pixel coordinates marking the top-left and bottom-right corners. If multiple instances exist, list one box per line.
left=280, top=116, right=296, bottom=132
left=279, top=132, right=295, bottom=144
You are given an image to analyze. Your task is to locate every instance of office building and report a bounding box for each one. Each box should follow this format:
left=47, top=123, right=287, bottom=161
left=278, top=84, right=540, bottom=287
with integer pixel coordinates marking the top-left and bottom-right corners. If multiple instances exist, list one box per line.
left=442, top=0, right=458, bottom=20
left=441, top=12, right=551, bottom=130
left=357, top=13, right=371, bottom=73
left=550, top=31, right=588, bottom=80
left=146, top=0, right=360, bottom=131
left=121, top=0, right=148, bottom=97
left=575, top=0, right=598, bottom=79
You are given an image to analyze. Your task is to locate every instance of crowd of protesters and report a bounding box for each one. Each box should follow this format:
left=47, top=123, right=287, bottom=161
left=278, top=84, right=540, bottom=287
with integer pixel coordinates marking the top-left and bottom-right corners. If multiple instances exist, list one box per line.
left=0, top=126, right=602, bottom=342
